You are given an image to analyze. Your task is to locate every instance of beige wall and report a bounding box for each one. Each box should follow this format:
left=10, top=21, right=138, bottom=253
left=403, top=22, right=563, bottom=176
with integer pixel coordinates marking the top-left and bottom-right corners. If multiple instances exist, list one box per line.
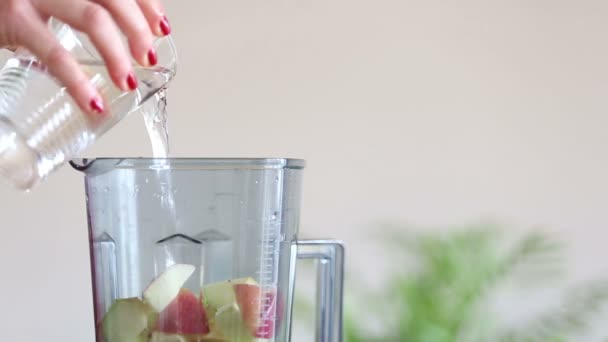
left=1, top=0, right=608, bottom=340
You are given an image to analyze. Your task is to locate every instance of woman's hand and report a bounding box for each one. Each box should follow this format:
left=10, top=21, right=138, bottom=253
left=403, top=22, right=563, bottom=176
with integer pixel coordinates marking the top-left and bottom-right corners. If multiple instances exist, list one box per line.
left=0, top=0, right=171, bottom=114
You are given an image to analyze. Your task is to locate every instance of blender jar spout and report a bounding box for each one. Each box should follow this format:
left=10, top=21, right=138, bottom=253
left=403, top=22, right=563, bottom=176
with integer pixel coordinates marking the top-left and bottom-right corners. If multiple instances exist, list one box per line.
left=69, top=158, right=96, bottom=172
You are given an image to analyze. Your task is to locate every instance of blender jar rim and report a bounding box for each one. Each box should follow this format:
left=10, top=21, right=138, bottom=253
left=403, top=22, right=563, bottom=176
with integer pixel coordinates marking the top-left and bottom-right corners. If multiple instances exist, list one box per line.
left=70, top=157, right=306, bottom=174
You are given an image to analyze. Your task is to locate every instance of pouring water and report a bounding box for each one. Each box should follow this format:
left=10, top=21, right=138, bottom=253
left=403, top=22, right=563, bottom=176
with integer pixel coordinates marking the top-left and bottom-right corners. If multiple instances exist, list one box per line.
left=0, top=20, right=177, bottom=190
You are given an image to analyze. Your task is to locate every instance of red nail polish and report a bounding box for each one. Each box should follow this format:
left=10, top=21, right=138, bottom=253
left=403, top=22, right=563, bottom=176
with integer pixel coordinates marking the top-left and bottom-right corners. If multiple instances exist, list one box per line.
left=90, top=97, right=104, bottom=113
left=148, top=49, right=158, bottom=66
left=160, top=16, right=171, bottom=36
left=127, top=72, right=138, bottom=90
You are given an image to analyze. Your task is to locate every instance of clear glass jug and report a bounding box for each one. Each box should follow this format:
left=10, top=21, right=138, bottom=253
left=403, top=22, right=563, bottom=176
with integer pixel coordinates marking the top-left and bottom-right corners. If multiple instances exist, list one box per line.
left=71, top=158, right=344, bottom=342
left=0, top=20, right=177, bottom=190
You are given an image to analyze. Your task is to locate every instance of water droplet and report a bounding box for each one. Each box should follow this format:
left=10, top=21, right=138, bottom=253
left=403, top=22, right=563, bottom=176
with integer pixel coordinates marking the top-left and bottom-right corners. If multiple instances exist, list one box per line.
left=271, top=212, right=278, bottom=220
left=239, top=200, right=245, bottom=205
left=145, top=178, right=149, bottom=184
left=103, top=187, right=109, bottom=192
left=255, top=180, right=259, bottom=184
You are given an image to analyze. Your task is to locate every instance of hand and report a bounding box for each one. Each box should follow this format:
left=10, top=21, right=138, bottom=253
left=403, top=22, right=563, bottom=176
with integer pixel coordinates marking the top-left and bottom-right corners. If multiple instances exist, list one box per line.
left=0, top=0, right=171, bottom=115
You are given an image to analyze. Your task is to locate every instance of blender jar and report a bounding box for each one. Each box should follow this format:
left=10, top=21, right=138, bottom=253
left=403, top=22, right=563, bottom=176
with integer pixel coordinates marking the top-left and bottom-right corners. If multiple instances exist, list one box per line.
left=72, top=158, right=344, bottom=342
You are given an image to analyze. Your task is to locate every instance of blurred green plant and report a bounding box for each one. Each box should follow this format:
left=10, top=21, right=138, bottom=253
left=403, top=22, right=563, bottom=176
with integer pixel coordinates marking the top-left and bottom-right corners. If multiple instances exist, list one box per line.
left=295, top=224, right=608, bottom=342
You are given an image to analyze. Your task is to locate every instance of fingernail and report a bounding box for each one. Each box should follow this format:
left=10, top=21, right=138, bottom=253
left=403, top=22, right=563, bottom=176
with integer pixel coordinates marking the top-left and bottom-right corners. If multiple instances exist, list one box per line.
left=90, top=97, right=104, bottom=114
left=160, top=16, right=171, bottom=36
left=126, top=72, right=138, bottom=90
left=147, top=49, right=158, bottom=66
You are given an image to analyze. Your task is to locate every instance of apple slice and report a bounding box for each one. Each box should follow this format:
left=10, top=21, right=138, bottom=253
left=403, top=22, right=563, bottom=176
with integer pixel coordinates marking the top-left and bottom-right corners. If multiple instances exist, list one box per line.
left=102, top=298, right=157, bottom=342
left=234, top=284, right=277, bottom=338
left=144, top=264, right=196, bottom=312
left=202, top=277, right=258, bottom=312
left=156, top=289, right=210, bottom=335
left=150, top=332, right=229, bottom=342
left=149, top=332, right=188, bottom=342
left=214, top=303, right=253, bottom=342
left=256, top=290, right=277, bottom=339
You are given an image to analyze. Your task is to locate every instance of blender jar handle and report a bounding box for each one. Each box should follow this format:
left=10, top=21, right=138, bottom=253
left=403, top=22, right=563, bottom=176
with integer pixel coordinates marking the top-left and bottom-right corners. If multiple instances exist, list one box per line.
left=297, top=240, right=345, bottom=342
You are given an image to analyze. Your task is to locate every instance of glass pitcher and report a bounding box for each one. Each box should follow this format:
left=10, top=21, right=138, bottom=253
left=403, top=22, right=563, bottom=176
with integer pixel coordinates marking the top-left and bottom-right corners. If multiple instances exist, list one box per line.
left=0, top=20, right=176, bottom=190
left=71, top=158, right=344, bottom=342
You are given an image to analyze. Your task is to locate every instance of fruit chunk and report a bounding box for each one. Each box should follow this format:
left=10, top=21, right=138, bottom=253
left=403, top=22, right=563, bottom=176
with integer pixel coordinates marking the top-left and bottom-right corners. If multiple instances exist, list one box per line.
left=150, top=332, right=228, bottom=342
left=149, top=333, right=188, bottom=342
left=234, top=284, right=277, bottom=338
left=156, top=289, right=210, bottom=335
left=144, top=264, right=196, bottom=312
left=214, top=304, right=253, bottom=342
left=256, top=290, right=277, bottom=338
left=102, top=298, right=157, bottom=342
left=202, top=277, right=257, bottom=312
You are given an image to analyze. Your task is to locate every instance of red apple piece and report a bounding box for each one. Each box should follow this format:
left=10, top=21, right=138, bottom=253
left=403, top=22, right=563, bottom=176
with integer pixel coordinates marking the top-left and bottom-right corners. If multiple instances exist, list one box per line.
left=234, top=284, right=277, bottom=338
left=156, top=289, right=210, bottom=335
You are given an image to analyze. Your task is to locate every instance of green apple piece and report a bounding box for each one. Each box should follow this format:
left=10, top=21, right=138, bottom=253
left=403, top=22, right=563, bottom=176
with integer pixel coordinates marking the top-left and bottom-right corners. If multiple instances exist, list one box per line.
left=214, top=304, right=253, bottom=342
left=143, top=264, right=196, bottom=312
left=202, top=277, right=258, bottom=312
left=150, top=332, right=229, bottom=342
left=102, top=298, right=157, bottom=342
left=149, top=332, right=187, bottom=342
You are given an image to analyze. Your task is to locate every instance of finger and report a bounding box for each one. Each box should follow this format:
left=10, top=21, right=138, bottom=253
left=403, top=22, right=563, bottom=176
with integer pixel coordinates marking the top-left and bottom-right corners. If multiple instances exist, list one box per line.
left=136, top=0, right=171, bottom=37
left=15, top=16, right=105, bottom=115
left=33, top=0, right=137, bottom=91
left=94, top=0, right=157, bottom=66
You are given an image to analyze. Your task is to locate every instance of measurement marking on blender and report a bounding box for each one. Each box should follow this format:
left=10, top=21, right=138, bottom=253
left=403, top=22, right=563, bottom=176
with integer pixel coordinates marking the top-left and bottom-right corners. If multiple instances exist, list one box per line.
left=257, top=215, right=280, bottom=336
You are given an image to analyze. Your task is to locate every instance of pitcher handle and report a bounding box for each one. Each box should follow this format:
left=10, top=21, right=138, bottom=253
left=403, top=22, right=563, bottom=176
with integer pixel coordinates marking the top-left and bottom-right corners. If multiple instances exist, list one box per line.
left=297, top=240, right=345, bottom=342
